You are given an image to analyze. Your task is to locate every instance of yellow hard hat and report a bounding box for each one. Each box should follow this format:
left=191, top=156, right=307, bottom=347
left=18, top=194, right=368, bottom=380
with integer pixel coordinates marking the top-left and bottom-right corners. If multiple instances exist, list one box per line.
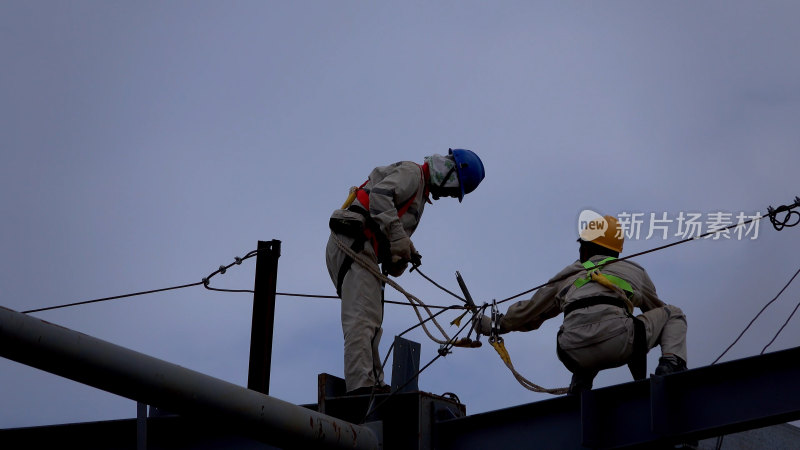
left=579, top=215, right=624, bottom=253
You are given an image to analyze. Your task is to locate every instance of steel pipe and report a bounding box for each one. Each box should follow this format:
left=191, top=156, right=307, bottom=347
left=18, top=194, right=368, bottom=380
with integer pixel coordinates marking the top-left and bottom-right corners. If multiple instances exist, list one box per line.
left=0, top=305, right=378, bottom=449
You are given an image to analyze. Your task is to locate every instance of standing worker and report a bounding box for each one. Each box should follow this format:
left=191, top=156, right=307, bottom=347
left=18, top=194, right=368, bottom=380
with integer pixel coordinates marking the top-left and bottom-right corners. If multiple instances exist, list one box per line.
left=326, top=149, right=485, bottom=395
left=476, top=214, right=687, bottom=394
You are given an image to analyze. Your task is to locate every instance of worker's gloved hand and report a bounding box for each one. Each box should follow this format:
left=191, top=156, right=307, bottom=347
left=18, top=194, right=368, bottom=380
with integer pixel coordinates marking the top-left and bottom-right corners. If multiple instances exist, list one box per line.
left=384, top=259, right=409, bottom=277
left=472, top=315, right=492, bottom=336
left=390, top=235, right=412, bottom=263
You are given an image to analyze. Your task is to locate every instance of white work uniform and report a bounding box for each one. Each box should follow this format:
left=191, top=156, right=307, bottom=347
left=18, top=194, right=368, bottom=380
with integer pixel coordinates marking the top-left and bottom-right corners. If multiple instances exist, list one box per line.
left=325, top=161, right=428, bottom=392
left=500, top=255, right=687, bottom=373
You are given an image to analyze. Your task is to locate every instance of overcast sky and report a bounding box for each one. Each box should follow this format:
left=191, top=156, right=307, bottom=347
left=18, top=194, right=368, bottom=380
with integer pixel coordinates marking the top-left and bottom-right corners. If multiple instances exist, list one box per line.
left=2, top=1, right=799, bottom=429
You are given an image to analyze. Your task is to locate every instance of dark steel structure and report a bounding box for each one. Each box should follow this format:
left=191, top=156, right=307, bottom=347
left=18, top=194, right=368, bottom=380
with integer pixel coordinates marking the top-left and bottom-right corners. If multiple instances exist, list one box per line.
left=436, top=346, right=800, bottom=449
left=2, top=239, right=800, bottom=449
left=0, top=304, right=378, bottom=450
left=248, top=239, right=280, bottom=395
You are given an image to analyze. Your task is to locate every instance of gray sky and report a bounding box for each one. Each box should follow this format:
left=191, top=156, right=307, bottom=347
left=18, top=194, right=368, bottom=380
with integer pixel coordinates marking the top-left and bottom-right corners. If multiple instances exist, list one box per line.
left=1, top=1, right=799, bottom=428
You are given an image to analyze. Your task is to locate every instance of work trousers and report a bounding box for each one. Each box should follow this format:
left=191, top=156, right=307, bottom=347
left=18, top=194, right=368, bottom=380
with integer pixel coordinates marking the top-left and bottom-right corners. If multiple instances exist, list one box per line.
left=558, top=304, right=687, bottom=387
left=325, top=232, right=385, bottom=392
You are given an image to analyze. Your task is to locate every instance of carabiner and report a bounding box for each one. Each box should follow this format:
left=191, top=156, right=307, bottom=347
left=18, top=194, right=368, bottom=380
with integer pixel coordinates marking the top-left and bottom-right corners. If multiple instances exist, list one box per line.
left=489, top=299, right=501, bottom=344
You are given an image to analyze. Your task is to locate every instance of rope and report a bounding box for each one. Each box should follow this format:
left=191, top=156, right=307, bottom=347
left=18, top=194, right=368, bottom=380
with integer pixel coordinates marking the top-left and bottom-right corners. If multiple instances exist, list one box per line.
left=489, top=339, right=568, bottom=395
left=331, top=233, right=452, bottom=345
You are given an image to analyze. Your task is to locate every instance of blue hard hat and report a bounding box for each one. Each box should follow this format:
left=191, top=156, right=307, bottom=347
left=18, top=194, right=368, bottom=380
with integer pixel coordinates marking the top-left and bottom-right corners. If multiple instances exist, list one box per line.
left=449, top=148, right=485, bottom=202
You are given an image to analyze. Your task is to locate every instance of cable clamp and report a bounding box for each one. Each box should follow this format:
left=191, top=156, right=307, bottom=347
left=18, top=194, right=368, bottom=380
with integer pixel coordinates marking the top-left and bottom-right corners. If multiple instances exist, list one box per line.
left=767, top=196, right=800, bottom=231
left=218, top=265, right=227, bottom=275
left=234, top=257, right=243, bottom=265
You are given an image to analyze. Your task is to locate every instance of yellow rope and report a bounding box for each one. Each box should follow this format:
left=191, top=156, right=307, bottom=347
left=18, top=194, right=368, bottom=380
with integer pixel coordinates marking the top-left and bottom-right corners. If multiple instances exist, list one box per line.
left=490, top=339, right=569, bottom=395
left=340, top=186, right=358, bottom=209
left=590, top=271, right=634, bottom=313
left=450, top=310, right=470, bottom=327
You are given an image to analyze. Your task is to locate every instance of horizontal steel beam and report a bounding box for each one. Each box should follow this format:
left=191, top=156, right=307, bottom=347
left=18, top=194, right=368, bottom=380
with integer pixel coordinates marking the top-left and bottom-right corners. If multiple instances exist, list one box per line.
left=0, top=305, right=379, bottom=450
left=437, top=346, right=800, bottom=449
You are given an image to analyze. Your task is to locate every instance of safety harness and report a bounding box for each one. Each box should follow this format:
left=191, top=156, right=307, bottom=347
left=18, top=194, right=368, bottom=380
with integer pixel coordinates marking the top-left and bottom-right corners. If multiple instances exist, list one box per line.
left=573, top=257, right=634, bottom=305
left=333, top=164, right=429, bottom=297
left=558, top=257, right=648, bottom=381
left=353, top=183, right=418, bottom=260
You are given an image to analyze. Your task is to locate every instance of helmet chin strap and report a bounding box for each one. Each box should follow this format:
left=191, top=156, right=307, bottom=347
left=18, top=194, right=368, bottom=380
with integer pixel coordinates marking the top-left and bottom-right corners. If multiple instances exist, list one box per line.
left=437, top=166, right=457, bottom=190
left=431, top=166, right=458, bottom=200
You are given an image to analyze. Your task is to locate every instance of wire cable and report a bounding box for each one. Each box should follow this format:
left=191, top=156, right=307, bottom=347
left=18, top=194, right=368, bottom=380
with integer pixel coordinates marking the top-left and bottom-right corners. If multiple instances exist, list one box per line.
left=275, top=292, right=460, bottom=310
left=380, top=305, right=463, bottom=371
left=761, top=295, right=800, bottom=354
left=362, top=311, right=476, bottom=422
left=23, top=250, right=261, bottom=314
left=22, top=254, right=460, bottom=315
left=21, top=197, right=800, bottom=399
left=711, top=266, right=800, bottom=365
left=22, top=282, right=204, bottom=314
left=21, top=197, right=799, bottom=315
left=496, top=210, right=774, bottom=306
left=410, top=198, right=798, bottom=307
left=413, top=267, right=466, bottom=303
left=277, top=292, right=337, bottom=299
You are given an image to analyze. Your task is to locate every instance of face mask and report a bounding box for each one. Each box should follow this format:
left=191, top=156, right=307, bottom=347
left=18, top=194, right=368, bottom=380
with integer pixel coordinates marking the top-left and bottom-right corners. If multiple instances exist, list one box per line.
left=425, top=154, right=460, bottom=190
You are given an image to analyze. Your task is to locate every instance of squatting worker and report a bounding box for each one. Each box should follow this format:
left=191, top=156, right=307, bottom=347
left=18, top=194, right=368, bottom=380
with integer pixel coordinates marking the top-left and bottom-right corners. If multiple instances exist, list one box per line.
left=326, top=149, right=485, bottom=395
left=476, top=214, right=687, bottom=394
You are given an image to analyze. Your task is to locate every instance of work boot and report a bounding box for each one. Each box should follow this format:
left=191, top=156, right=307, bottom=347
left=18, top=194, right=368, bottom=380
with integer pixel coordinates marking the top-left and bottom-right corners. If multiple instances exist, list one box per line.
left=655, top=355, right=687, bottom=376
left=567, top=370, right=597, bottom=395
left=345, top=384, right=391, bottom=397
left=373, top=384, right=391, bottom=394
left=345, top=386, right=373, bottom=396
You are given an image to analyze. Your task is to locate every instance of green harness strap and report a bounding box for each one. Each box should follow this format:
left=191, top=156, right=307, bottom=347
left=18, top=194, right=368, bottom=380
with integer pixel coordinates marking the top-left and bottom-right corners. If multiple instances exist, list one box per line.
left=570, top=257, right=647, bottom=380
left=573, top=257, right=634, bottom=299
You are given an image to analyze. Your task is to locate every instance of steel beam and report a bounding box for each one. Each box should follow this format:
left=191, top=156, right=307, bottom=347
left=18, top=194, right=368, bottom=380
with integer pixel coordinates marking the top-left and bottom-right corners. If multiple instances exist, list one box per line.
left=436, top=394, right=583, bottom=449
left=436, top=346, right=800, bottom=449
left=650, top=347, right=800, bottom=438
left=0, top=305, right=378, bottom=450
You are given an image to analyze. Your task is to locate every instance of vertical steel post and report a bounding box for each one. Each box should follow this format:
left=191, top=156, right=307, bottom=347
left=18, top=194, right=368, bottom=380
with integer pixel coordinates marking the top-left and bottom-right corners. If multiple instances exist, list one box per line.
left=391, top=336, right=421, bottom=394
left=136, top=401, right=147, bottom=450
left=247, top=239, right=280, bottom=394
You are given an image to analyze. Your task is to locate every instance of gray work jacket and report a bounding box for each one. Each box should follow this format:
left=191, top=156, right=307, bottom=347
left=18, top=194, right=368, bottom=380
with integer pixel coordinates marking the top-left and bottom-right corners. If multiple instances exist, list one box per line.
left=500, top=255, right=665, bottom=349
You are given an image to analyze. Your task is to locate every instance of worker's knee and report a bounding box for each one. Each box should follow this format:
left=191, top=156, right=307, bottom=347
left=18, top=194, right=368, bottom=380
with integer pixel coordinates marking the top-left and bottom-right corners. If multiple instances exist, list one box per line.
left=663, top=305, right=687, bottom=323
